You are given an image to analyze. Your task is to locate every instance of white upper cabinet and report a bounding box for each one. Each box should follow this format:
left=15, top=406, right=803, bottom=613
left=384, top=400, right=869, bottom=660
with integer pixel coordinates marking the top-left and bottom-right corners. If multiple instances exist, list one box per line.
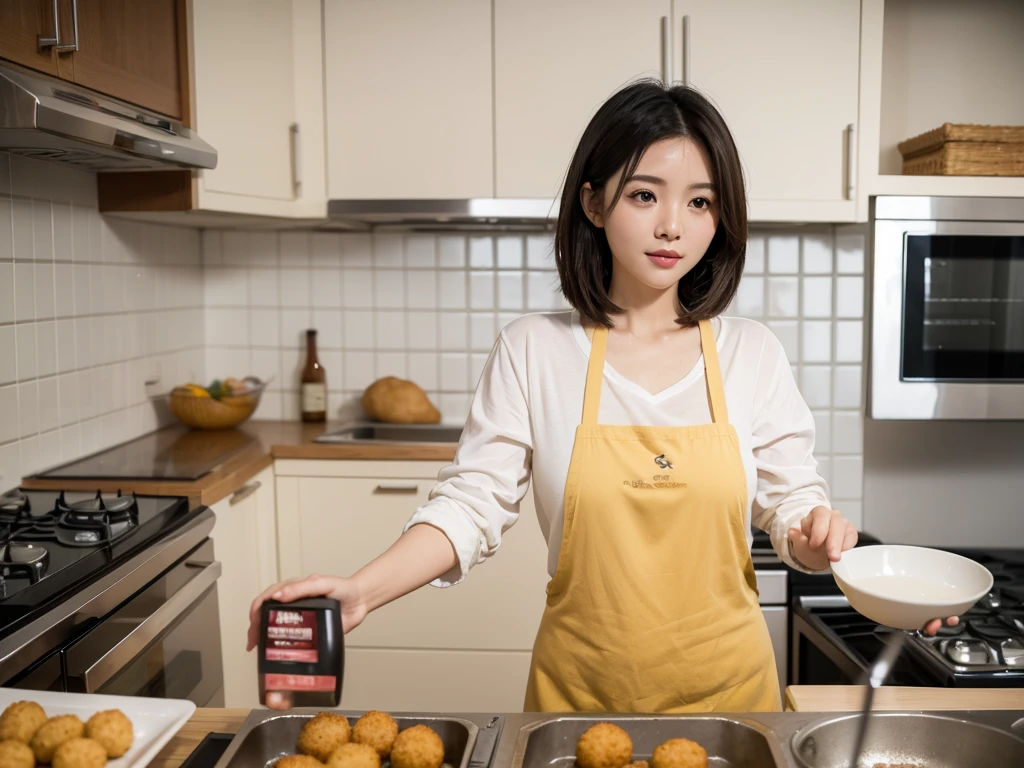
left=493, top=0, right=672, bottom=199
left=324, top=0, right=494, bottom=200
left=192, top=0, right=327, bottom=218
left=675, top=0, right=861, bottom=221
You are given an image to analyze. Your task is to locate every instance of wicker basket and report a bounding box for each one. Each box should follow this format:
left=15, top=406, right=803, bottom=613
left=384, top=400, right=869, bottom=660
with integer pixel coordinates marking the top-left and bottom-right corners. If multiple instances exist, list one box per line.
left=898, top=123, right=1024, bottom=176
left=168, top=379, right=268, bottom=429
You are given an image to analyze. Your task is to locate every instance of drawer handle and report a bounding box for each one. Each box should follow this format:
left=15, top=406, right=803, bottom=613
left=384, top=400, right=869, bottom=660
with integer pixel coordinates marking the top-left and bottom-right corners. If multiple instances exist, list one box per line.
left=230, top=481, right=262, bottom=506
left=374, top=483, right=419, bottom=494
left=56, top=0, right=79, bottom=52
left=38, top=0, right=60, bottom=48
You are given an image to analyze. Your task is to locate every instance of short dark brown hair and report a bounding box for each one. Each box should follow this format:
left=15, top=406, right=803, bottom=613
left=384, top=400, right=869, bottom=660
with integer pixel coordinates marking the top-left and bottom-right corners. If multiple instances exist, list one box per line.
left=555, top=79, right=747, bottom=328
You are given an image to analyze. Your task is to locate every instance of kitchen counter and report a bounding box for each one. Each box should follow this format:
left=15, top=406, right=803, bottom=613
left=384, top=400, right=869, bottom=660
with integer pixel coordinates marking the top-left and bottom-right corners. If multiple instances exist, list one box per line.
left=155, top=690, right=1024, bottom=768
left=20, top=420, right=457, bottom=506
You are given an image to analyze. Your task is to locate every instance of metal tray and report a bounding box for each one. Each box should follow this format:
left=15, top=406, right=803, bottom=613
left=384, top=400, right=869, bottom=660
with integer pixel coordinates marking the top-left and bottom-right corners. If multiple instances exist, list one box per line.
left=213, top=710, right=480, bottom=768
left=509, top=716, right=787, bottom=768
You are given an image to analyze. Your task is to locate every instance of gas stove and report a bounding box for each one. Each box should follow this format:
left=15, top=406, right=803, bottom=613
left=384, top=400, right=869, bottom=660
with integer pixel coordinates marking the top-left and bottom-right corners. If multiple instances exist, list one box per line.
left=0, top=488, right=196, bottom=640
left=792, top=547, right=1024, bottom=687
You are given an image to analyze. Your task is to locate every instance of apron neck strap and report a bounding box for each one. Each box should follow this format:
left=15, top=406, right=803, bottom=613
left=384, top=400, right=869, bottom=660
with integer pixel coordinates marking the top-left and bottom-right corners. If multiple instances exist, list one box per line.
left=582, top=325, right=609, bottom=426
left=582, top=319, right=729, bottom=426
left=699, top=318, right=729, bottom=424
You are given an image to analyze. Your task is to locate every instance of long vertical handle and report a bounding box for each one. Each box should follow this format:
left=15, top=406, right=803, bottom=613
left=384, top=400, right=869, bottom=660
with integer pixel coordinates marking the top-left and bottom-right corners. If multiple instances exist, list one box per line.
left=290, top=123, right=302, bottom=195
left=56, top=0, right=79, bottom=52
left=38, top=0, right=60, bottom=48
left=660, top=17, right=670, bottom=85
left=682, top=15, right=691, bottom=86
left=846, top=122, right=856, bottom=200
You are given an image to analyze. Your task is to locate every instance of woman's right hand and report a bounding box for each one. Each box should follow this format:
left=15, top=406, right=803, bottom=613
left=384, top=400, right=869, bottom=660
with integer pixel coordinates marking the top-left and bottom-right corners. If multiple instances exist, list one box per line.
left=246, top=574, right=367, bottom=709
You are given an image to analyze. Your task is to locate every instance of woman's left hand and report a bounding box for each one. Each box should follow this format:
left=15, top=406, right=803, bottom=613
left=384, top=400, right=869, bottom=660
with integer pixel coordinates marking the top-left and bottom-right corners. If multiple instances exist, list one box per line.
left=788, top=506, right=858, bottom=571
left=788, top=506, right=960, bottom=636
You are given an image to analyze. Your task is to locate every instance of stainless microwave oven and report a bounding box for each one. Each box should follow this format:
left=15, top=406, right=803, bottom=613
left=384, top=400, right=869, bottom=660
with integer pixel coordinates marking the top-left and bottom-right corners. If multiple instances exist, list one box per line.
left=870, top=196, right=1024, bottom=420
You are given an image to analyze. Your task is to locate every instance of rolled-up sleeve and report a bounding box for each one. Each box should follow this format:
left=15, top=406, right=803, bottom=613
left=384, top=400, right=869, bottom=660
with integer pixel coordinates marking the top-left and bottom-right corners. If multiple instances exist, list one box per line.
left=749, top=330, right=833, bottom=574
left=404, top=332, right=533, bottom=586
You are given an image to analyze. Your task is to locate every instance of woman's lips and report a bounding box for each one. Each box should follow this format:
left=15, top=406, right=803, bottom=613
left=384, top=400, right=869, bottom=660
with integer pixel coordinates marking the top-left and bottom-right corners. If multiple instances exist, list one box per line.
left=646, top=250, right=682, bottom=268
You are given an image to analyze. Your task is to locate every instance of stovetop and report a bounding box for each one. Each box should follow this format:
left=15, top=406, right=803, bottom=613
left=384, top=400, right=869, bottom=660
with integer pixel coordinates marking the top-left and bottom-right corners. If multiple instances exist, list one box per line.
left=0, top=488, right=196, bottom=639
left=798, top=547, right=1024, bottom=683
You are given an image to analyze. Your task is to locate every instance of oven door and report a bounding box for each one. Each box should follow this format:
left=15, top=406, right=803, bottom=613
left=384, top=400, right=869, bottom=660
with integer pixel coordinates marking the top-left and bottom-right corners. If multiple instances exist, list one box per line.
left=62, top=539, right=225, bottom=706
left=871, top=199, right=1024, bottom=419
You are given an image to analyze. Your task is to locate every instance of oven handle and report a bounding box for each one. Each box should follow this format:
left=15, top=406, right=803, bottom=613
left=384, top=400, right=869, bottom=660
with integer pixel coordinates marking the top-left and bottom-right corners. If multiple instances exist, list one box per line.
left=66, top=559, right=222, bottom=693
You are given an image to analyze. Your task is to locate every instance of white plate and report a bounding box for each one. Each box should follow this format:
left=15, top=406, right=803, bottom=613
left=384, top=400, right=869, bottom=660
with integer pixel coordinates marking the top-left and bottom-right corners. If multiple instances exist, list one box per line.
left=830, top=544, right=994, bottom=630
left=0, top=688, right=196, bottom=768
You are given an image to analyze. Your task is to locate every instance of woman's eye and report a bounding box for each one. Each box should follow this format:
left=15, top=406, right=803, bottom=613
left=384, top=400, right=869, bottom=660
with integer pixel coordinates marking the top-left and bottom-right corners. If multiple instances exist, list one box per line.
left=630, top=190, right=656, bottom=203
left=691, top=197, right=711, bottom=210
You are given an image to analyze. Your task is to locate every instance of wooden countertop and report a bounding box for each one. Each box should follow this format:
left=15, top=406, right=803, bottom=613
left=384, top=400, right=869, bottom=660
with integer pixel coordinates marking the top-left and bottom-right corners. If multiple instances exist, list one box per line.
left=21, top=421, right=457, bottom=506
left=157, top=691, right=1024, bottom=768
left=785, top=685, right=1024, bottom=711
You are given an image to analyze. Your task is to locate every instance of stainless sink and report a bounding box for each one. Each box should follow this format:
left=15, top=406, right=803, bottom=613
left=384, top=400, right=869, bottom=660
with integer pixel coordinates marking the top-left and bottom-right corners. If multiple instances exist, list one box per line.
left=314, top=422, right=464, bottom=444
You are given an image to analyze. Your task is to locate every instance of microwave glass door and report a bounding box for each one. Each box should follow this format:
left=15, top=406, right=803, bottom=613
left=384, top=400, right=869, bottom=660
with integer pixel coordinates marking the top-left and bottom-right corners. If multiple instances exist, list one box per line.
left=903, top=234, right=1024, bottom=381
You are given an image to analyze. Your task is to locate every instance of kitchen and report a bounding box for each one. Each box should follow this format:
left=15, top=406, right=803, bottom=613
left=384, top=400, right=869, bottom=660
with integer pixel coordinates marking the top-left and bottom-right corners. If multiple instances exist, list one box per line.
left=1, top=0, right=1024, bottom=766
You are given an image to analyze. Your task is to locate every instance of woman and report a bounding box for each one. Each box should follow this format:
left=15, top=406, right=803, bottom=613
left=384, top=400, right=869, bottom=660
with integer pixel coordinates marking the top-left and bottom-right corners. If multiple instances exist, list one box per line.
left=247, top=80, right=956, bottom=712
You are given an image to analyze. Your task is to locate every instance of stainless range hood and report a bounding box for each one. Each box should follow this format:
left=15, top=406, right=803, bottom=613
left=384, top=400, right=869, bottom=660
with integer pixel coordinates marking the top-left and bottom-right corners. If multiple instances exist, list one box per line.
left=0, top=62, right=216, bottom=172
left=327, top=198, right=560, bottom=230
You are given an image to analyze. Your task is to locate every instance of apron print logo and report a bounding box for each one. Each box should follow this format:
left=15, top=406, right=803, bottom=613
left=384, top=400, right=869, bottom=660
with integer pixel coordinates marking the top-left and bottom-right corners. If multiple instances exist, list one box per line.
left=654, top=454, right=673, bottom=469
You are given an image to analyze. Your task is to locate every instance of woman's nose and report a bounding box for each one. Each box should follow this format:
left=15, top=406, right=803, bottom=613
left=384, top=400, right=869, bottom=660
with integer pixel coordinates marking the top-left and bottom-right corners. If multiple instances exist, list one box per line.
left=655, top=210, right=682, bottom=240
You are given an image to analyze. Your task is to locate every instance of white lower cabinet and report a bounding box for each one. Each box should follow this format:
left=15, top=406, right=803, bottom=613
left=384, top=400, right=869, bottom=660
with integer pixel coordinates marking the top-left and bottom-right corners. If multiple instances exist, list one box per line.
left=210, top=466, right=279, bottom=707
left=274, top=459, right=550, bottom=712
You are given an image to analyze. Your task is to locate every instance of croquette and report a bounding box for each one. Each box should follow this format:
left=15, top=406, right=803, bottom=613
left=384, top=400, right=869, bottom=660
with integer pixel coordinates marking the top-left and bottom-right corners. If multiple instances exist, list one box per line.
left=276, top=756, right=326, bottom=768
left=575, top=723, right=632, bottom=768
left=0, top=702, right=48, bottom=744
left=650, top=738, right=707, bottom=768
left=52, top=738, right=107, bottom=768
left=327, top=742, right=381, bottom=768
left=351, top=711, right=399, bottom=758
left=390, top=725, right=444, bottom=768
left=31, top=715, right=85, bottom=764
left=83, top=710, right=132, bottom=759
left=297, top=713, right=352, bottom=763
left=0, top=739, right=35, bottom=768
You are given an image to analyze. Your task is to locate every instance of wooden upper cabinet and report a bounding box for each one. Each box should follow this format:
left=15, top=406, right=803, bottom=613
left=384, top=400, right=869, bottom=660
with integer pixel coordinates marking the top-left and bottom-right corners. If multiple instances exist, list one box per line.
left=675, top=0, right=861, bottom=219
left=494, top=0, right=672, bottom=199
left=71, top=0, right=183, bottom=118
left=0, top=0, right=74, bottom=79
left=324, top=0, right=494, bottom=200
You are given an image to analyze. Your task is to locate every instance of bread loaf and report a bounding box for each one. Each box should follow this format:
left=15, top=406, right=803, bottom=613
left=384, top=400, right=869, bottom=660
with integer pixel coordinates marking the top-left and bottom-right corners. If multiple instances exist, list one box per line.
left=362, top=377, right=441, bottom=424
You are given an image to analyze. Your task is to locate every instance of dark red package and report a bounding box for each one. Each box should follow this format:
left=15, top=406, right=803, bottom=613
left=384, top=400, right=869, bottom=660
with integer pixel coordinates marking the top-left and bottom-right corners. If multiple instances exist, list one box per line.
left=258, top=597, right=343, bottom=707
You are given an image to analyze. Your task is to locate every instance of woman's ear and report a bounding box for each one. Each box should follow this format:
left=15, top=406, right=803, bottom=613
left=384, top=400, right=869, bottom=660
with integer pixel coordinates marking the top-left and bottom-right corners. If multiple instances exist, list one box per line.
left=580, top=183, right=605, bottom=228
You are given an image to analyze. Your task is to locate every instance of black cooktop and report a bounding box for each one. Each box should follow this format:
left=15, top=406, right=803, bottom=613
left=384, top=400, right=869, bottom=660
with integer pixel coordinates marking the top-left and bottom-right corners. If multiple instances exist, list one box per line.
left=0, top=488, right=199, bottom=639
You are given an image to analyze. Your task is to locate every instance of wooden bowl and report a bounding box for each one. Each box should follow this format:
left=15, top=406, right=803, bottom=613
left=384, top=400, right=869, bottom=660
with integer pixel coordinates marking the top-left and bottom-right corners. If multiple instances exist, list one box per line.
left=168, top=379, right=268, bottom=430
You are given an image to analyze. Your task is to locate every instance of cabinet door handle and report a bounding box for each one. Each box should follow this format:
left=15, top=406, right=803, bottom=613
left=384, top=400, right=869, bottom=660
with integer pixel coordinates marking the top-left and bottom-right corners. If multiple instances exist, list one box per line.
left=659, top=16, right=670, bottom=85
left=56, top=0, right=79, bottom=52
left=230, top=480, right=262, bottom=506
left=290, top=122, right=302, bottom=195
left=681, top=15, right=691, bottom=86
left=374, top=483, right=419, bottom=494
left=845, top=122, right=856, bottom=200
left=38, top=0, right=60, bottom=48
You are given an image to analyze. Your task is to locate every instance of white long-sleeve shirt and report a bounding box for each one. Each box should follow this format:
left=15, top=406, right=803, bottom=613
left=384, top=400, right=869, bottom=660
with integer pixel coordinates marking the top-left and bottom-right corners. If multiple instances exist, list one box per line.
left=406, top=311, right=832, bottom=586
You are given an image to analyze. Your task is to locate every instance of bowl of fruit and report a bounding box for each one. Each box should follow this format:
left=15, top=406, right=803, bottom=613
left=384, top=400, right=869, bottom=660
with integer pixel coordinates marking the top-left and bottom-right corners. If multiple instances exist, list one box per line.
left=168, top=376, right=269, bottom=429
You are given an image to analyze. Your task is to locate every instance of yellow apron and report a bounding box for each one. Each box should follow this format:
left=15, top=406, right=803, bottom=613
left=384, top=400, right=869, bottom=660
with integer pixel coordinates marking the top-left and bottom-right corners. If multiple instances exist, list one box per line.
left=524, top=319, right=781, bottom=713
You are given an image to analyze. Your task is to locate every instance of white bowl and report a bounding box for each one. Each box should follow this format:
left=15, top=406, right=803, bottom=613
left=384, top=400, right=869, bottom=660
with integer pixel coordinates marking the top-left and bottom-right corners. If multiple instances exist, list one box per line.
left=830, top=545, right=993, bottom=630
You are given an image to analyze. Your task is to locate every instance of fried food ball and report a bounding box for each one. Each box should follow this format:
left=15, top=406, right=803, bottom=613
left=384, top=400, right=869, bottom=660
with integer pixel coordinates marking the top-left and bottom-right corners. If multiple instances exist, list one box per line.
left=84, top=710, right=133, bottom=758
left=575, top=723, right=632, bottom=768
left=650, top=738, right=707, bottom=768
left=327, top=742, right=381, bottom=768
left=351, top=711, right=399, bottom=758
left=0, top=739, right=35, bottom=768
left=389, top=725, right=445, bottom=768
left=297, top=713, right=352, bottom=763
left=276, top=756, right=326, bottom=768
left=0, top=701, right=48, bottom=744
left=52, top=738, right=107, bottom=768
left=31, top=715, right=84, bottom=764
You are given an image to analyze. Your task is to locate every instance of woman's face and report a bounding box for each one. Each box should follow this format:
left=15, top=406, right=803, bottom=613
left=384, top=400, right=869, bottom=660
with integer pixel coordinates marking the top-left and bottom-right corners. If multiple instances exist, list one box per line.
left=583, top=136, right=719, bottom=295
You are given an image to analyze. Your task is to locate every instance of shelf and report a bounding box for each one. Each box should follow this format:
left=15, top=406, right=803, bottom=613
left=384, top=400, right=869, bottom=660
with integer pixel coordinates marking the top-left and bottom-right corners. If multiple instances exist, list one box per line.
left=867, top=175, right=1024, bottom=199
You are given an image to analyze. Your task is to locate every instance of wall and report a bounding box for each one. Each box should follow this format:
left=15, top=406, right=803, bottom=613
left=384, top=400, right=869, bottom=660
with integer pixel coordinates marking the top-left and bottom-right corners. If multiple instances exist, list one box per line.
left=202, top=224, right=868, bottom=528
left=0, top=152, right=205, bottom=490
